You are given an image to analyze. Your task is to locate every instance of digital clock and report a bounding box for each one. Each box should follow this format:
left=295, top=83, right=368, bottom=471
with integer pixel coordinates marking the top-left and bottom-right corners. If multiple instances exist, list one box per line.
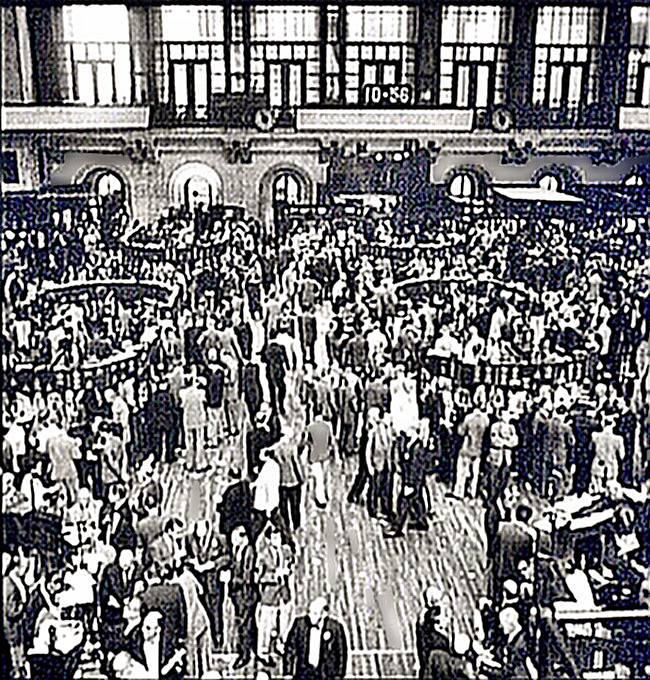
left=363, top=84, right=413, bottom=106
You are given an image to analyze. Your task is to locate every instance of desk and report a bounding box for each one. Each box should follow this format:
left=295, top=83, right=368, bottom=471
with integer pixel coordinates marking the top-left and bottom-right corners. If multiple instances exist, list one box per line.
left=553, top=608, right=650, bottom=678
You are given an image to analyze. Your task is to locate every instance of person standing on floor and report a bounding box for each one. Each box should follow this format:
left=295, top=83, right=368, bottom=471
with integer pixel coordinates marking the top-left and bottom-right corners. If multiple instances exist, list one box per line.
left=589, top=416, right=625, bottom=495
left=275, top=428, right=304, bottom=531
left=283, top=596, right=348, bottom=680
left=415, top=586, right=452, bottom=680
left=179, top=372, right=209, bottom=473
left=255, top=526, right=294, bottom=666
left=384, top=424, right=433, bottom=538
left=454, top=397, right=490, bottom=499
left=305, top=411, right=336, bottom=509
left=185, top=518, right=230, bottom=650
left=173, top=561, right=212, bottom=679
left=228, top=525, right=260, bottom=671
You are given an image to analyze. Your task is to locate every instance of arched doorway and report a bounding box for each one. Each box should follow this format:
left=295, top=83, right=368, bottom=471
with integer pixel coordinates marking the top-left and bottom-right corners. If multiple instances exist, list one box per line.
left=259, top=166, right=312, bottom=244
left=184, top=175, right=214, bottom=210
left=169, top=162, right=223, bottom=210
left=96, top=170, right=125, bottom=198
left=272, top=171, right=303, bottom=214
left=84, top=168, right=127, bottom=199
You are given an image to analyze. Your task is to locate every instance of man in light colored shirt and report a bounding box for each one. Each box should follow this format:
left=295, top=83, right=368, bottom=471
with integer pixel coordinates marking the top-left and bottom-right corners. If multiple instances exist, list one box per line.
left=305, top=415, right=336, bottom=508
left=252, top=449, right=281, bottom=515
left=179, top=374, right=208, bottom=473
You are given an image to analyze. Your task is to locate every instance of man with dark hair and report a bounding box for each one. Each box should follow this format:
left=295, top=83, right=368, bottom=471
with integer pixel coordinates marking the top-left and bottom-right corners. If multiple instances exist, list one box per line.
left=384, top=425, right=433, bottom=537
left=492, top=505, right=536, bottom=604
left=218, top=468, right=254, bottom=540
left=228, top=525, right=259, bottom=671
left=415, top=586, right=451, bottom=680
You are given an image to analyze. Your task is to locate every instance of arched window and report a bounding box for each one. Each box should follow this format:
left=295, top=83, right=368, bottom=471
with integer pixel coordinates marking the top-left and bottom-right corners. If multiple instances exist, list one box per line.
left=169, top=162, right=223, bottom=209
left=538, top=174, right=560, bottom=192
left=273, top=172, right=302, bottom=211
left=449, top=173, right=476, bottom=200
left=95, top=170, right=125, bottom=198
left=184, top=176, right=214, bottom=210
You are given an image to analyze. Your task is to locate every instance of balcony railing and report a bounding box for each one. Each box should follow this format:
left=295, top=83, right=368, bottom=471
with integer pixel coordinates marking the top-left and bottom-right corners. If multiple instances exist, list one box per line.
left=38, top=39, right=642, bottom=132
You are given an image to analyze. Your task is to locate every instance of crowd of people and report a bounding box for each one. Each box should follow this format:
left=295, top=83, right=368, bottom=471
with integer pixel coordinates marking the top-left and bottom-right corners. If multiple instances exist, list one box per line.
left=2, top=178, right=650, bottom=680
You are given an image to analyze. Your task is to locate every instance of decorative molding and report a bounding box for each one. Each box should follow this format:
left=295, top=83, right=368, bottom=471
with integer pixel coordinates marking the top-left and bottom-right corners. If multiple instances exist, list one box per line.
left=591, top=137, right=633, bottom=166
left=318, top=140, right=343, bottom=164
left=224, top=140, right=253, bottom=164
left=296, top=108, right=474, bottom=132
left=501, top=139, right=535, bottom=165
left=1, top=105, right=150, bottom=131
left=121, top=137, right=159, bottom=164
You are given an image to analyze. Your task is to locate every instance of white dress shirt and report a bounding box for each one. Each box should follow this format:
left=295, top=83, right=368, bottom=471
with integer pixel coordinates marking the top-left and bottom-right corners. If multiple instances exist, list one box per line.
left=308, top=620, right=324, bottom=667
left=253, top=459, right=281, bottom=513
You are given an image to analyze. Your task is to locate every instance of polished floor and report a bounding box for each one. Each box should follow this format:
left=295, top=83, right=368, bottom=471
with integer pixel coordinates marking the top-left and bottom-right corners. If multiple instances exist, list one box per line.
left=161, top=450, right=488, bottom=679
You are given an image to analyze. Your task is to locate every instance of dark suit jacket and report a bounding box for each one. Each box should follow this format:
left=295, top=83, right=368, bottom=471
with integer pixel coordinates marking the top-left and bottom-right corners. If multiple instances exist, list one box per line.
left=283, top=615, right=347, bottom=680
left=229, top=543, right=258, bottom=607
left=99, top=563, right=141, bottom=624
left=241, top=363, right=263, bottom=415
left=422, top=650, right=470, bottom=680
left=140, top=582, right=187, bottom=655
left=416, top=610, right=451, bottom=680
left=218, top=480, right=253, bottom=538
left=126, top=627, right=181, bottom=680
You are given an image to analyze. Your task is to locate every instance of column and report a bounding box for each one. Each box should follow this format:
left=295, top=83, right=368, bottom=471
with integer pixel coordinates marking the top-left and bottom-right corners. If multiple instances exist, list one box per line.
left=506, top=0, right=536, bottom=128
left=26, top=6, right=64, bottom=103
left=600, top=0, right=631, bottom=128
left=2, top=7, right=23, bottom=102
left=415, top=0, right=440, bottom=104
left=128, top=6, right=154, bottom=105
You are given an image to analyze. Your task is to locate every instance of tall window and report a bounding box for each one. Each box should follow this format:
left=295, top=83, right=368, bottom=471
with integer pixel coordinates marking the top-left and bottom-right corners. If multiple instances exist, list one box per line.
left=157, top=5, right=226, bottom=119
left=439, top=6, right=513, bottom=108
left=94, top=170, right=125, bottom=198
left=184, top=175, right=214, bottom=209
left=345, top=5, right=418, bottom=105
left=61, top=5, right=131, bottom=105
left=533, top=6, right=607, bottom=110
left=626, top=5, right=650, bottom=106
left=273, top=172, right=303, bottom=219
left=250, top=5, right=320, bottom=108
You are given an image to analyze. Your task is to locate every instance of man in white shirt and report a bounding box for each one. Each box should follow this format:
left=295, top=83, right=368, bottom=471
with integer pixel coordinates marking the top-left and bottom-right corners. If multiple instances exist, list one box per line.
left=253, top=449, right=281, bottom=516
left=179, top=374, right=209, bottom=473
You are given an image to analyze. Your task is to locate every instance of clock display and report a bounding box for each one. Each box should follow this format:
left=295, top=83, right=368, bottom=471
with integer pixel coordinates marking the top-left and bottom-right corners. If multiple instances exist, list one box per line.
left=363, top=84, right=413, bottom=106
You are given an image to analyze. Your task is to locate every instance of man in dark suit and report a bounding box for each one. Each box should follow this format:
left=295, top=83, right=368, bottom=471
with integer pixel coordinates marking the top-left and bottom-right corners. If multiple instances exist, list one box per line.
left=246, top=406, right=281, bottom=476
left=98, top=547, right=144, bottom=654
left=125, top=610, right=185, bottom=680
left=384, top=428, right=434, bottom=537
left=263, top=336, right=289, bottom=415
left=415, top=587, right=451, bottom=680
left=186, top=519, right=230, bottom=649
left=140, top=563, right=187, bottom=662
left=218, top=469, right=254, bottom=540
left=283, top=596, right=348, bottom=680
left=228, top=525, right=259, bottom=670
left=145, top=380, right=180, bottom=465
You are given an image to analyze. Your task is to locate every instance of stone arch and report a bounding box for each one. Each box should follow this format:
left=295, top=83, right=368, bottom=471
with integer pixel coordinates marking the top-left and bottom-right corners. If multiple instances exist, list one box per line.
left=77, top=165, right=131, bottom=211
left=443, top=164, right=492, bottom=202
left=169, top=161, right=224, bottom=209
left=259, top=164, right=313, bottom=238
left=531, top=164, right=584, bottom=191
